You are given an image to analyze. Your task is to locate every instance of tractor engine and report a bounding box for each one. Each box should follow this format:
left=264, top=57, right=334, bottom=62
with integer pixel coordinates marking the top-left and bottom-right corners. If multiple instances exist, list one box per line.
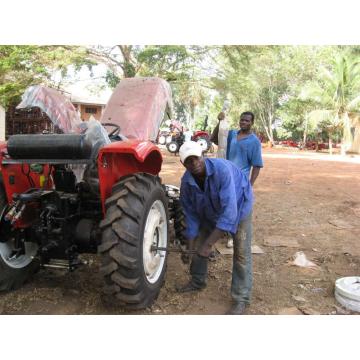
left=1, top=134, right=103, bottom=270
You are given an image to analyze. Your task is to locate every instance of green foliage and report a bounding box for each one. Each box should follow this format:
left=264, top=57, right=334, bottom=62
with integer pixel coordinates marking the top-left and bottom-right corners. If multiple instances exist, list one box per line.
left=301, top=52, right=360, bottom=147
left=0, top=45, right=92, bottom=107
left=216, top=45, right=352, bottom=144
left=105, top=70, right=121, bottom=89
left=3, top=44, right=360, bottom=153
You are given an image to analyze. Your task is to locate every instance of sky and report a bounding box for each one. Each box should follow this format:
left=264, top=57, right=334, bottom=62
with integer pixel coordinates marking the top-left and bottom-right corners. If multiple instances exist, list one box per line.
left=52, top=63, right=113, bottom=103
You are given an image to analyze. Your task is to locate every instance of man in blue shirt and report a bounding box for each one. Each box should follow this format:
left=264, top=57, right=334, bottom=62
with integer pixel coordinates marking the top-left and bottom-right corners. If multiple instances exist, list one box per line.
left=212, top=111, right=263, bottom=185
left=177, top=141, right=254, bottom=315
left=226, top=111, right=263, bottom=185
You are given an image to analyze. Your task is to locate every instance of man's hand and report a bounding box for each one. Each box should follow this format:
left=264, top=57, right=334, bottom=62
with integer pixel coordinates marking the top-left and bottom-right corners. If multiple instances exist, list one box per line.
left=181, top=253, right=190, bottom=264
left=250, top=167, right=261, bottom=186
left=197, top=228, right=224, bottom=258
left=217, top=112, right=225, bottom=121
left=198, top=243, right=212, bottom=258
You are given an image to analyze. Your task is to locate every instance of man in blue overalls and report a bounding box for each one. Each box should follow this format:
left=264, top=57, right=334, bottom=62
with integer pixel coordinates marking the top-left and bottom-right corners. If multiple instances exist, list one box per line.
left=176, top=141, right=254, bottom=315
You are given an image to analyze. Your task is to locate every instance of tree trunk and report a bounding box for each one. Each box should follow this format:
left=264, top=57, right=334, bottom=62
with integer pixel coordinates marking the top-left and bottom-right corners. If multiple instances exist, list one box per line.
left=267, top=122, right=274, bottom=146
left=329, top=137, right=333, bottom=155
left=119, top=45, right=136, bottom=78
left=340, top=113, right=352, bottom=156
left=303, top=117, right=308, bottom=149
left=259, top=115, right=272, bottom=144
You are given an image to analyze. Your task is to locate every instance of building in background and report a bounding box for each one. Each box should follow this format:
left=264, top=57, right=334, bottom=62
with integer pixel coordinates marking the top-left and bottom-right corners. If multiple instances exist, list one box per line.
left=5, top=87, right=109, bottom=138
left=67, top=93, right=106, bottom=122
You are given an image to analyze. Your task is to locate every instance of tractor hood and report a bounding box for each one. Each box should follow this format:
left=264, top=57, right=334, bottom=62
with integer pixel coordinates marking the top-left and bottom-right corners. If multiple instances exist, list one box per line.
left=100, top=77, right=173, bottom=141
left=16, top=85, right=83, bottom=133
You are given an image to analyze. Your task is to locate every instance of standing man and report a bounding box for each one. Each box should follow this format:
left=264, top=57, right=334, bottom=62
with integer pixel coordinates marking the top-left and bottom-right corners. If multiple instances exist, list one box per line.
left=176, top=141, right=254, bottom=315
left=212, top=111, right=263, bottom=248
left=226, top=111, right=263, bottom=186
left=212, top=111, right=263, bottom=185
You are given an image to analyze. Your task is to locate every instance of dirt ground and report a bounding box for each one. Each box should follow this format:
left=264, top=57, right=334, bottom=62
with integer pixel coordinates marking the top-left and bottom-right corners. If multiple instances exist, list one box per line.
left=0, top=146, right=359, bottom=315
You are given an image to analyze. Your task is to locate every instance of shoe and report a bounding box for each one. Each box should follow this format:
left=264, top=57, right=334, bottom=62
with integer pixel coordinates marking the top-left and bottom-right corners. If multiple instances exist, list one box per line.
left=176, top=281, right=206, bottom=293
left=226, top=238, right=233, bottom=248
left=225, top=302, right=247, bottom=315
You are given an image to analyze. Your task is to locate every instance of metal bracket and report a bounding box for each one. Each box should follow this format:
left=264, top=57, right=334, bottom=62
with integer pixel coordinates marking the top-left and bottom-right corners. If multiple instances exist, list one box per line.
left=151, top=245, right=197, bottom=254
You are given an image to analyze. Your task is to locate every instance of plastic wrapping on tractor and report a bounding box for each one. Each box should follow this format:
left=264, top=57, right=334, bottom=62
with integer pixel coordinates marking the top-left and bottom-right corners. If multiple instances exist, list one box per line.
left=16, top=85, right=83, bottom=134
left=82, top=119, right=111, bottom=159
left=101, top=77, right=173, bottom=142
left=7, top=134, right=93, bottom=159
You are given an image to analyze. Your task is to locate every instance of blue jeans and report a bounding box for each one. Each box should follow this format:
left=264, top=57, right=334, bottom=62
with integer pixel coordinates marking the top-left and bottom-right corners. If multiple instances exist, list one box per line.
left=189, top=211, right=253, bottom=304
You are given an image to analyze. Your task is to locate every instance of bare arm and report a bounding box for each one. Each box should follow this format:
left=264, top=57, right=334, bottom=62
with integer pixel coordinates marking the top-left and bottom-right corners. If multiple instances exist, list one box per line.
left=210, top=122, right=220, bottom=145
left=198, top=228, right=225, bottom=257
left=250, top=166, right=261, bottom=186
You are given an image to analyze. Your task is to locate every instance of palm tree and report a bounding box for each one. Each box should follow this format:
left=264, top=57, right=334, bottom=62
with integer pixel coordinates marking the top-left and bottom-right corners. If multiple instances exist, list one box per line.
left=301, top=54, right=360, bottom=154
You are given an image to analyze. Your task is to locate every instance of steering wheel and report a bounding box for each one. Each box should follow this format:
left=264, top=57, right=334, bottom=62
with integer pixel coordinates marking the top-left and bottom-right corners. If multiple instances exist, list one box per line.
left=102, top=122, right=121, bottom=137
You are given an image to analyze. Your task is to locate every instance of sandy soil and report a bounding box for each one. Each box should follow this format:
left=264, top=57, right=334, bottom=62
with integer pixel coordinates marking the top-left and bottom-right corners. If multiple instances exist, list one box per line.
left=0, top=146, right=359, bottom=315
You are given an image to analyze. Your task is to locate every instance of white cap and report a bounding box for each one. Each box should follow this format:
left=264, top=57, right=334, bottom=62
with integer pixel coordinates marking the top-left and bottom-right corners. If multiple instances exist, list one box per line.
left=179, top=141, right=203, bottom=163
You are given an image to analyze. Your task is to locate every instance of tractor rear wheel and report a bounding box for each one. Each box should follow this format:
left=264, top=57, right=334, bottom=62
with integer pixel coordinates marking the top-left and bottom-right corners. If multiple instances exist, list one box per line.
left=99, top=173, right=169, bottom=309
left=0, top=180, right=39, bottom=292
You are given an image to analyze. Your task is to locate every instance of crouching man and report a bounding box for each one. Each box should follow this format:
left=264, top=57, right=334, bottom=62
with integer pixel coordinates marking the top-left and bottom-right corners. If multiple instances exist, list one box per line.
left=176, top=141, right=254, bottom=315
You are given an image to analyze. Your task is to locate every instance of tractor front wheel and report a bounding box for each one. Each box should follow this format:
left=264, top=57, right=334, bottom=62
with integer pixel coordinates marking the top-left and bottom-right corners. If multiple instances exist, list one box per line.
left=99, top=173, right=169, bottom=309
left=166, top=141, right=179, bottom=154
left=196, top=137, right=211, bottom=152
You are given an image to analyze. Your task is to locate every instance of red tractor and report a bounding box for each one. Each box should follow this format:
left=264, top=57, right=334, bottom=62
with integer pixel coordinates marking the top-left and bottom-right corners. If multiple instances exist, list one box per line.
left=0, top=78, right=185, bottom=309
left=191, top=130, right=212, bottom=152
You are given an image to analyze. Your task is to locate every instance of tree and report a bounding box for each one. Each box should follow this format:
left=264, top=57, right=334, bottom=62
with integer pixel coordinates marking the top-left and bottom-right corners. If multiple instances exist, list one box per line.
left=0, top=45, right=92, bottom=107
left=220, top=46, right=293, bottom=144
left=218, top=46, right=344, bottom=145
left=87, top=45, right=216, bottom=128
left=301, top=53, right=360, bottom=154
left=87, top=45, right=207, bottom=83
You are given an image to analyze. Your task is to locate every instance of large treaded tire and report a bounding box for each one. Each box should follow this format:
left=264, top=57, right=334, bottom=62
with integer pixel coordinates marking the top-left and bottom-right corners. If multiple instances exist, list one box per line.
left=0, top=178, right=39, bottom=292
left=173, top=198, right=187, bottom=245
left=165, top=186, right=186, bottom=246
left=99, top=173, right=169, bottom=309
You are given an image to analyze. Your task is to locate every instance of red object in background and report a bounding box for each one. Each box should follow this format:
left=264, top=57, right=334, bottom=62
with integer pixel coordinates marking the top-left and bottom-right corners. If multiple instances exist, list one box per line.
left=305, top=141, right=337, bottom=150
left=279, top=139, right=299, bottom=148
left=257, top=134, right=265, bottom=143
left=191, top=130, right=210, bottom=141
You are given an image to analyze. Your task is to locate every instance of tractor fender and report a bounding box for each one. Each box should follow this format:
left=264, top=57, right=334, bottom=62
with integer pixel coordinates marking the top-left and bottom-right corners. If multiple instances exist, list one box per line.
left=97, top=140, right=163, bottom=214
left=192, top=130, right=210, bottom=140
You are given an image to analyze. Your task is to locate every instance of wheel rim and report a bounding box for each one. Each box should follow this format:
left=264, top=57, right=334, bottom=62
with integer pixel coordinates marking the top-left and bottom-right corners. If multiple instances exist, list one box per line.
left=0, top=239, right=38, bottom=269
left=143, top=200, right=167, bottom=283
left=168, top=143, right=178, bottom=152
left=197, top=138, right=208, bottom=151
left=159, top=136, right=166, bottom=144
